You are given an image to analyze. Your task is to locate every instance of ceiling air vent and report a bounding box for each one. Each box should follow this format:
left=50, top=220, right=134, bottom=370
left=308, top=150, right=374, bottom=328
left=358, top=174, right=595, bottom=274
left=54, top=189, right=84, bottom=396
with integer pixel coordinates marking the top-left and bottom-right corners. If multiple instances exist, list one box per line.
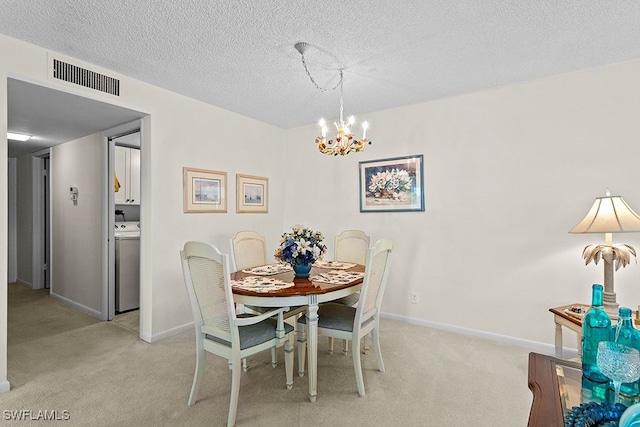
left=52, top=59, right=120, bottom=96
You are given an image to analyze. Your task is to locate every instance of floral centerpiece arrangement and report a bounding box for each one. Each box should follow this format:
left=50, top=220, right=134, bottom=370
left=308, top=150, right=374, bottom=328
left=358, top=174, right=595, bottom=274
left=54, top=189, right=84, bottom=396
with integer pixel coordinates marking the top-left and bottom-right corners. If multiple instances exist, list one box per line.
left=368, top=168, right=413, bottom=201
left=274, top=225, right=327, bottom=277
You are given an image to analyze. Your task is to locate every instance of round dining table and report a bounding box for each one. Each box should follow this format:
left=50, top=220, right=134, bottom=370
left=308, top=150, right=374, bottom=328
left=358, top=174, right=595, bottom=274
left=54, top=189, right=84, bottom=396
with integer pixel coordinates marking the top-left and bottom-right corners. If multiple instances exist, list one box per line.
left=231, top=263, right=364, bottom=403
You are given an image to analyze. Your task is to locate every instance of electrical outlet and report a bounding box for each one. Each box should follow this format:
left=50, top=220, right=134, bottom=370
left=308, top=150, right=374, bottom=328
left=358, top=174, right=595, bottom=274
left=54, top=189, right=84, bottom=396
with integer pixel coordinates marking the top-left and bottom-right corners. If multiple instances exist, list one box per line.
left=411, top=292, right=418, bottom=304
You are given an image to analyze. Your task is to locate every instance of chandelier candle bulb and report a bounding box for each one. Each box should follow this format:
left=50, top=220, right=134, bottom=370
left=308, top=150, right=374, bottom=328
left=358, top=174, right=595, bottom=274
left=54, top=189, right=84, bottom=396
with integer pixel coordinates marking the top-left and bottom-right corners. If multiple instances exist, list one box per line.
left=362, top=121, right=368, bottom=139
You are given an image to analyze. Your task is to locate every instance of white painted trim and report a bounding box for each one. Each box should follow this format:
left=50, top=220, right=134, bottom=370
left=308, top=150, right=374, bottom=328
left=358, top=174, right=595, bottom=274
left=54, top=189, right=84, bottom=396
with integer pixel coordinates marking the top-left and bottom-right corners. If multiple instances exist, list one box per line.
left=50, top=292, right=101, bottom=319
left=102, top=120, right=143, bottom=325
left=15, top=279, right=32, bottom=289
left=7, top=158, right=17, bottom=283
left=381, top=312, right=575, bottom=358
left=31, top=156, right=44, bottom=290
left=148, top=310, right=576, bottom=360
left=0, top=380, right=10, bottom=394
left=146, top=322, right=193, bottom=343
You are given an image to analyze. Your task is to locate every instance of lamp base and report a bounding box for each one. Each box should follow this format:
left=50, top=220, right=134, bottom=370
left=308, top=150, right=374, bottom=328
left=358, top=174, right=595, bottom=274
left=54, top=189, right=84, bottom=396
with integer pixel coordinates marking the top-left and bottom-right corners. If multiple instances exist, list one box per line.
left=603, top=291, right=619, bottom=319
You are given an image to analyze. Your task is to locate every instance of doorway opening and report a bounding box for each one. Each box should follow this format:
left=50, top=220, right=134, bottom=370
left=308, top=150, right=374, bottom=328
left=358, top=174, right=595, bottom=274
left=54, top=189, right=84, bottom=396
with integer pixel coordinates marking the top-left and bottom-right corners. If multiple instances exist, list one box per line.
left=109, top=129, right=141, bottom=326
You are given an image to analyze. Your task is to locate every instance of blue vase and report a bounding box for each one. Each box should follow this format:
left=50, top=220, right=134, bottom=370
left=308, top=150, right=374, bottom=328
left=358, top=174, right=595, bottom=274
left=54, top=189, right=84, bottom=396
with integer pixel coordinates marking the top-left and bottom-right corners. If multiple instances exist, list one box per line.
left=582, top=284, right=611, bottom=384
left=293, top=263, right=312, bottom=278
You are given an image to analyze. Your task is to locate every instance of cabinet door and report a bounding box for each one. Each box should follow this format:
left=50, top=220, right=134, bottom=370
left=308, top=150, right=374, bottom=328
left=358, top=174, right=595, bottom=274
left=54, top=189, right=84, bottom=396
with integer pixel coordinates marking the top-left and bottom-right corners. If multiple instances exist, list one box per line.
left=114, top=146, right=129, bottom=204
left=129, top=148, right=140, bottom=205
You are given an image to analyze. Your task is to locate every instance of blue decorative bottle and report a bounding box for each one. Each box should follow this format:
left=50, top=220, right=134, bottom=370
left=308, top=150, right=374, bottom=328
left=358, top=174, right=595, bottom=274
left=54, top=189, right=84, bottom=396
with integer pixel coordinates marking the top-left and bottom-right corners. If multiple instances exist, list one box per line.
left=612, top=307, right=640, bottom=399
left=582, top=284, right=611, bottom=383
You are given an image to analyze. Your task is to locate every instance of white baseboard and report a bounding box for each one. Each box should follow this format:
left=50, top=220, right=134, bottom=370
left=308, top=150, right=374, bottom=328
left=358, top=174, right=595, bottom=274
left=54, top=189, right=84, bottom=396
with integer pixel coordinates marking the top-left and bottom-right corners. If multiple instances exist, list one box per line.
left=50, top=292, right=102, bottom=319
left=381, top=312, right=577, bottom=358
left=15, top=279, right=33, bottom=289
left=139, top=331, right=152, bottom=343
left=0, top=380, right=10, bottom=394
left=146, top=321, right=193, bottom=343
left=142, top=311, right=579, bottom=359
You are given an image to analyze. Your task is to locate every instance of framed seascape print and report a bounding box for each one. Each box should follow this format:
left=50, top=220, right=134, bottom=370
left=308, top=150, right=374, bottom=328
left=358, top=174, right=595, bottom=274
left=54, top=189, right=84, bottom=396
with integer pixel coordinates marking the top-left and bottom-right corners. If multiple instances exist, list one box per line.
left=359, top=154, right=425, bottom=212
left=236, top=174, right=268, bottom=213
left=183, top=167, right=227, bottom=213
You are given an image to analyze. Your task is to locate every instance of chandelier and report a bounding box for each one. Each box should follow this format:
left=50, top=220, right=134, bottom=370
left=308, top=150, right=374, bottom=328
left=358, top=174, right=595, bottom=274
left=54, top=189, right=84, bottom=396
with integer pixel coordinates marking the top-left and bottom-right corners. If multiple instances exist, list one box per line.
left=294, top=42, right=371, bottom=156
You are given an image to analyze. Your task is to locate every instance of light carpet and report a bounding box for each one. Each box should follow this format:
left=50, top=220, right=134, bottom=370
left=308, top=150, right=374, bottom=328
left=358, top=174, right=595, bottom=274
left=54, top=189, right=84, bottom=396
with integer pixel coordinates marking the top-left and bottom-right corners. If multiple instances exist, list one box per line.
left=3, top=283, right=534, bottom=426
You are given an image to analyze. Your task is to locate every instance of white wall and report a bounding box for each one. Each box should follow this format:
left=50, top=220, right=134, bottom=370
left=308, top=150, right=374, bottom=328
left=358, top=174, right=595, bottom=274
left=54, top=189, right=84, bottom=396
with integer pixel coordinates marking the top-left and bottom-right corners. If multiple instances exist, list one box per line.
left=0, top=35, right=287, bottom=365
left=142, top=94, right=287, bottom=339
left=284, top=59, right=640, bottom=347
left=50, top=133, right=104, bottom=316
left=3, top=32, right=640, bottom=393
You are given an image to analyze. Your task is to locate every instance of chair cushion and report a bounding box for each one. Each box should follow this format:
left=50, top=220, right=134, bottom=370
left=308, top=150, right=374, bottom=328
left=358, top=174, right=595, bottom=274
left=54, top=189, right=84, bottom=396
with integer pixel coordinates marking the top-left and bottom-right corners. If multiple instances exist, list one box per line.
left=297, top=303, right=356, bottom=332
left=331, top=293, right=360, bottom=307
left=206, top=317, right=294, bottom=350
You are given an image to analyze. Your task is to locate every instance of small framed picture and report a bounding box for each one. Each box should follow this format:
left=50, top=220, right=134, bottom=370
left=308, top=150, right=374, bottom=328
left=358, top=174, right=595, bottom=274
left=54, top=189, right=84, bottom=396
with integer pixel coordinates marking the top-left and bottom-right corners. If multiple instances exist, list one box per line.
left=236, top=174, right=268, bottom=213
left=359, top=154, right=425, bottom=212
left=183, top=167, right=227, bottom=213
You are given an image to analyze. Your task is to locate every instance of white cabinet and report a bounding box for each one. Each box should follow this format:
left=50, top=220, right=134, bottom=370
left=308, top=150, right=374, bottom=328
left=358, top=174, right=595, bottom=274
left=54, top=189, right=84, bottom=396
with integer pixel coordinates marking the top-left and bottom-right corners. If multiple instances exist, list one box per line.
left=114, top=146, right=140, bottom=205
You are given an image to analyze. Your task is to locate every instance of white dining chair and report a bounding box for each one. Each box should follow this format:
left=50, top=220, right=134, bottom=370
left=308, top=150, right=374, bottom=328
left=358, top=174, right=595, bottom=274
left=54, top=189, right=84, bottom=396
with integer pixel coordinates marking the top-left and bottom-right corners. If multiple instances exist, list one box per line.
left=230, top=230, right=305, bottom=371
left=297, top=238, right=393, bottom=397
left=330, top=229, right=370, bottom=354
left=230, top=231, right=273, bottom=371
left=230, top=230, right=267, bottom=272
left=334, top=229, right=370, bottom=266
left=181, top=241, right=294, bottom=427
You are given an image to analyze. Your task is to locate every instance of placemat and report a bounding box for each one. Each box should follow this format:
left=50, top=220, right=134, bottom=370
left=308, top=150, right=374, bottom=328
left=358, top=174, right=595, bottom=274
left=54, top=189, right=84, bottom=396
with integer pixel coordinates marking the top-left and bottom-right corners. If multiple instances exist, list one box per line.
left=313, top=260, right=357, bottom=270
left=310, top=270, right=365, bottom=285
left=231, top=276, right=295, bottom=292
left=241, top=263, right=293, bottom=275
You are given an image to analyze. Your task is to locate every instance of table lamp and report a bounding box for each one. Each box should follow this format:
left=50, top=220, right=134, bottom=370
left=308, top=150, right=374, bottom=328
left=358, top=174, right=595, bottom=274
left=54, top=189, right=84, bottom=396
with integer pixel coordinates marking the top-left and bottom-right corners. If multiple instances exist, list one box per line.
left=570, top=189, right=640, bottom=316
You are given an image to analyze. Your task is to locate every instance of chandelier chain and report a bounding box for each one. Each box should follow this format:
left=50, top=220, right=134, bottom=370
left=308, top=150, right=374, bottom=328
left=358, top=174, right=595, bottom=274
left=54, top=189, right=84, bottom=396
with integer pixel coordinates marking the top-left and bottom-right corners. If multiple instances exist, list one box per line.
left=338, top=71, right=344, bottom=122
left=300, top=53, right=343, bottom=93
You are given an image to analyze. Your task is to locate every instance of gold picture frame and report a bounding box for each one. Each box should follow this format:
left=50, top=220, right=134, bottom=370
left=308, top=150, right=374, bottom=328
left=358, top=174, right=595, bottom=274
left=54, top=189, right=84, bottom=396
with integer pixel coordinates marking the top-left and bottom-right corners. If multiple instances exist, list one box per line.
left=236, top=174, right=268, bottom=213
left=183, top=167, right=227, bottom=213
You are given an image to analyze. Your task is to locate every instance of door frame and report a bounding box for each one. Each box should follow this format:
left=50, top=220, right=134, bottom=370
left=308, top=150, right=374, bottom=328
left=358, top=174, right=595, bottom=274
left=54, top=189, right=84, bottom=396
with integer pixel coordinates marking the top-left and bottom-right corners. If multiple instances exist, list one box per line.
left=32, top=148, right=50, bottom=290
left=102, top=119, right=142, bottom=321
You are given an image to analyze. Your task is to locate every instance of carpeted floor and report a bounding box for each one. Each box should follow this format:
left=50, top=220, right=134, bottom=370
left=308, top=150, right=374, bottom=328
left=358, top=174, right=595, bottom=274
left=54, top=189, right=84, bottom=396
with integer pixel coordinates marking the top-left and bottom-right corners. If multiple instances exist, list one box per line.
left=2, top=283, right=534, bottom=426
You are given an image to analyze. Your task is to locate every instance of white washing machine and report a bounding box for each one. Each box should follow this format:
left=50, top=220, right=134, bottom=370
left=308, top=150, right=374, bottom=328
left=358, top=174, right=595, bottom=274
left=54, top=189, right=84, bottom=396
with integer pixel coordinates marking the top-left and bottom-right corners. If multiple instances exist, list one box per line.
left=114, top=221, right=140, bottom=313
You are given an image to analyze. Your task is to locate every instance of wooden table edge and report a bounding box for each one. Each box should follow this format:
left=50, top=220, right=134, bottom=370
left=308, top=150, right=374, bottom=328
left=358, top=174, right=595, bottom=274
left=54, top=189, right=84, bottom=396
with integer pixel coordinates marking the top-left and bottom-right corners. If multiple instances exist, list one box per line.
left=527, top=352, right=580, bottom=427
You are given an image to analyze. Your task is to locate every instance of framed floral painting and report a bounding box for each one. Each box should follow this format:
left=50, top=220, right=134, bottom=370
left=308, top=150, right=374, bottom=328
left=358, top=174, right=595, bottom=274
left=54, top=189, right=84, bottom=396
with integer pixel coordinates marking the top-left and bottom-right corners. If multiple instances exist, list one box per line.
left=236, top=174, right=268, bottom=213
left=183, top=167, right=227, bottom=213
left=359, top=154, right=424, bottom=212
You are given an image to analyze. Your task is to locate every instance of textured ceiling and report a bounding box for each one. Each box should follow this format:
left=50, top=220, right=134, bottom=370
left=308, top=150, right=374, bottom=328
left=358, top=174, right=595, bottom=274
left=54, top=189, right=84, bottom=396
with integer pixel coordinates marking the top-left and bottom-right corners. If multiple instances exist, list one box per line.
left=3, top=0, right=640, bottom=142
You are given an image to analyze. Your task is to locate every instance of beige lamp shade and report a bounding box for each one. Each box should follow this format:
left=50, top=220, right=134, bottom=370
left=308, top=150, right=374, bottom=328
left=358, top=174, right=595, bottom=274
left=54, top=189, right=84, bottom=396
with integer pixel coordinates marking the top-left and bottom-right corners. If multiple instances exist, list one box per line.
left=570, top=195, right=640, bottom=234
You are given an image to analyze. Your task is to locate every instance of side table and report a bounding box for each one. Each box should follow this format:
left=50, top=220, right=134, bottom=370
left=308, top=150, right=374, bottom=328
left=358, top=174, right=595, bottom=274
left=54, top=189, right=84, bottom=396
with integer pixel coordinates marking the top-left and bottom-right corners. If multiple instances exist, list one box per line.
left=549, top=304, right=640, bottom=358
left=549, top=304, right=585, bottom=358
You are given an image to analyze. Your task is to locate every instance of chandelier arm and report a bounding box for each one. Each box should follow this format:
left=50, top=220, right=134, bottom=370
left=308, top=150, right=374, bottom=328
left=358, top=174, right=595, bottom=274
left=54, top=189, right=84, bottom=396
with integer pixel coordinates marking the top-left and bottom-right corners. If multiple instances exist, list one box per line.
left=300, top=53, right=343, bottom=93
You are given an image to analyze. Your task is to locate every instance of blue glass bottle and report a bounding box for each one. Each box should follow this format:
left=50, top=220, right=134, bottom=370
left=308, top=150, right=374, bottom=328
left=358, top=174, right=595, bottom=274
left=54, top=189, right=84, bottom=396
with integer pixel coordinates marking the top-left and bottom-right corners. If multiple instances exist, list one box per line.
left=612, top=307, right=640, bottom=399
left=582, top=284, right=611, bottom=383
